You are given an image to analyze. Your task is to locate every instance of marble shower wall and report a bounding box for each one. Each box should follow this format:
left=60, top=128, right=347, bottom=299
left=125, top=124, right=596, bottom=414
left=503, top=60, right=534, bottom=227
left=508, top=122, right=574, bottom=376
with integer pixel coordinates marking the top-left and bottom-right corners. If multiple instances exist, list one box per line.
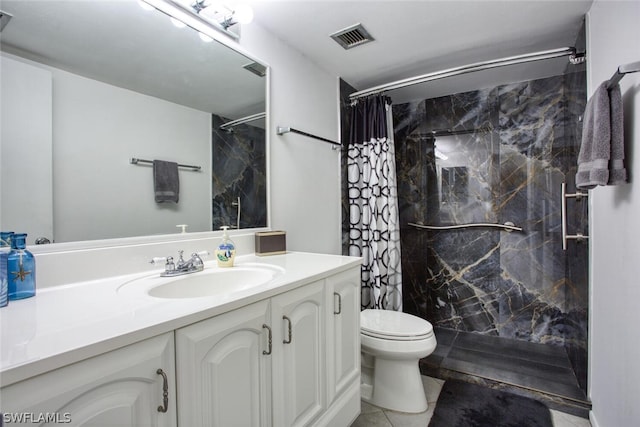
left=394, top=73, right=588, bottom=358
left=211, top=114, right=267, bottom=230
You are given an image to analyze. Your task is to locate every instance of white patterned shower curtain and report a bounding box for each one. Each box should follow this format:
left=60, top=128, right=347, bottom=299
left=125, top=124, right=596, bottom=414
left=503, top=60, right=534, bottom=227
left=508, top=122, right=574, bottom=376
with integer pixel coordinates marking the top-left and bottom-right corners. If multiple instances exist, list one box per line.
left=348, top=95, right=402, bottom=311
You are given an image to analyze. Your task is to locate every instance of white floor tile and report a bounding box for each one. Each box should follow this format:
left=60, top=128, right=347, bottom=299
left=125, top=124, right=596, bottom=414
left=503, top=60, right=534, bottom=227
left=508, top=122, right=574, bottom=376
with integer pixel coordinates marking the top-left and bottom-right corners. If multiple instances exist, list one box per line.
left=421, top=375, right=444, bottom=403
left=384, top=407, right=434, bottom=427
left=350, top=411, right=392, bottom=427
left=360, top=400, right=384, bottom=415
left=551, top=409, right=592, bottom=427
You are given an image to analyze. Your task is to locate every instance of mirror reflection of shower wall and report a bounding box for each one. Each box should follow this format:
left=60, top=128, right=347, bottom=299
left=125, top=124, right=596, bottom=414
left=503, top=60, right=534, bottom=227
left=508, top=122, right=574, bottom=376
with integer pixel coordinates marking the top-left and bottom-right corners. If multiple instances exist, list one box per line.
left=212, top=114, right=267, bottom=230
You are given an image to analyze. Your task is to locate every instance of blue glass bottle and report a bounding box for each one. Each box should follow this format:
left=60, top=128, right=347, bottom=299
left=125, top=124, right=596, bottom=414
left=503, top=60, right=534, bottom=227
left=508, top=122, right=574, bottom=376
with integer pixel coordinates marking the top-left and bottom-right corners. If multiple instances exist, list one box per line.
left=0, top=231, right=14, bottom=307
left=7, top=233, right=36, bottom=300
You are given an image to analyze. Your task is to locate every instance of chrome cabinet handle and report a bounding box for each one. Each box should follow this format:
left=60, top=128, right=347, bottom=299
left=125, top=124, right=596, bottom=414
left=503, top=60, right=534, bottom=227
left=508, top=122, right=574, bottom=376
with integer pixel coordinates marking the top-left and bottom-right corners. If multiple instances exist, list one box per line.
left=283, top=316, right=292, bottom=344
left=156, top=368, right=169, bottom=413
left=334, top=292, right=342, bottom=315
left=262, top=324, right=272, bottom=355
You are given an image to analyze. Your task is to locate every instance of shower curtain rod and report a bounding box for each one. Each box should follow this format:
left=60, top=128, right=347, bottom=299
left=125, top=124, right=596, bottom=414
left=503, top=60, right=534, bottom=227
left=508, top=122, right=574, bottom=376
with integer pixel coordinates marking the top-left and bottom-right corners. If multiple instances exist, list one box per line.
left=219, top=112, right=266, bottom=131
left=349, top=47, right=580, bottom=101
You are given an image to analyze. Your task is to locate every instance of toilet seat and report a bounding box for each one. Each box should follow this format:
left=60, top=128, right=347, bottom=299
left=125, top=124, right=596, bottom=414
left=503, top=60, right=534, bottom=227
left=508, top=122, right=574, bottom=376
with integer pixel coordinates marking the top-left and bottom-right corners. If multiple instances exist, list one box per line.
left=361, top=309, right=434, bottom=341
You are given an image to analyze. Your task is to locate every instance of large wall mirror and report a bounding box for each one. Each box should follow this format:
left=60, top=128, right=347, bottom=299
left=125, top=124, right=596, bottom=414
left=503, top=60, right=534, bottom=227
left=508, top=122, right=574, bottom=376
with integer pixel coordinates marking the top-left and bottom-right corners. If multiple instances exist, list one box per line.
left=0, top=0, right=268, bottom=245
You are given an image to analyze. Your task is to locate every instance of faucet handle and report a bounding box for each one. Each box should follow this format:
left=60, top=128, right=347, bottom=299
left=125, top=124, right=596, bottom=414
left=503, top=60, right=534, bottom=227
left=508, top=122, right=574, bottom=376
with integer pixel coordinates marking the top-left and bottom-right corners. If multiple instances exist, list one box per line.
left=150, top=256, right=176, bottom=274
left=165, top=256, right=175, bottom=273
left=190, top=252, right=204, bottom=268
left=195, top=250, right=209, bottom=258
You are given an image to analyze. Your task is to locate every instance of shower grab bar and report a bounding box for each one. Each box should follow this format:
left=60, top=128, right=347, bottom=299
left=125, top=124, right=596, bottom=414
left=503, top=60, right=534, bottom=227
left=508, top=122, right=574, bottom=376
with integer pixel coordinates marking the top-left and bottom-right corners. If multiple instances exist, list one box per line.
left=130, top=157, right=201, bottom=171
left=408, top=222, right=522, bottom=232
left=561, top=182, right=589, bottom=250
left=606, top=60, right=640, bottom=90
left=277, top=126, right=341, bottom=150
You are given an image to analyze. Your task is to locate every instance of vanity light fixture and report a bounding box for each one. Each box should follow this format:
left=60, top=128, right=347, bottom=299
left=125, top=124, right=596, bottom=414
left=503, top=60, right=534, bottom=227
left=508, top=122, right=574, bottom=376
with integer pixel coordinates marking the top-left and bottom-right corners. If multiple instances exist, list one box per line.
left=141, top=0, right=252, bottom=40
left=189, top=0, right=253, bottom=30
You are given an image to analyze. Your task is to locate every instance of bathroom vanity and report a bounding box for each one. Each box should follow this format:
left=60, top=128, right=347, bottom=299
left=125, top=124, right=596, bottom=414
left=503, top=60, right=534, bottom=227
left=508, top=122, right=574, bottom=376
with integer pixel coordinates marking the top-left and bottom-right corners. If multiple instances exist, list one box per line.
left=0, top=252, right=362, bottom=427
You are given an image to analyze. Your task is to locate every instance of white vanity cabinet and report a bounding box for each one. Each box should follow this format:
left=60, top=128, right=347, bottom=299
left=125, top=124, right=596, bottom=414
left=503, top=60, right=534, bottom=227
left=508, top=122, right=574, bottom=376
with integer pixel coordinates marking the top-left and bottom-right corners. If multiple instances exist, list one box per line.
left=175, top=268, right=361, bottom=427
left=0, top=333, right=177, bottom=427
left=0, top=257, right=362, bottom=427
left=326, top=269, right=361, bottom=403
left=175, top=299, right=272, bottom=427
left=271, top=280, right=326, bottom=427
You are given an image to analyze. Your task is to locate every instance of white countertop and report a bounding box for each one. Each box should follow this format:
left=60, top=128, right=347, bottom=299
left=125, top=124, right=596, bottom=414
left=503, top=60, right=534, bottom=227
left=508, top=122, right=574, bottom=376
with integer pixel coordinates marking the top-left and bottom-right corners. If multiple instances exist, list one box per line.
left=0, top=252, right=361, bottom=387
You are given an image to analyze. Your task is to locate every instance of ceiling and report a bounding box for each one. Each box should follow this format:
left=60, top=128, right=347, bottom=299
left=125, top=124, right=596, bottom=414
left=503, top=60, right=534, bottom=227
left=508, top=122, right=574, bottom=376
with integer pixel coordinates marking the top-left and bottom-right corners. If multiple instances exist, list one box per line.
left=0, top=0, right=266, bottom=119
left=248, top=0, right=593, bottom=102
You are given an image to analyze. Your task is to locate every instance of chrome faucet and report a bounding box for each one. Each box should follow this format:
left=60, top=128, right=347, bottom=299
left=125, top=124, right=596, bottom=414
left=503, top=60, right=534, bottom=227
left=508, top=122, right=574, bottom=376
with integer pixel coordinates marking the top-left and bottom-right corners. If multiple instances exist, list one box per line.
left=150, top=250, right=208, bottom=277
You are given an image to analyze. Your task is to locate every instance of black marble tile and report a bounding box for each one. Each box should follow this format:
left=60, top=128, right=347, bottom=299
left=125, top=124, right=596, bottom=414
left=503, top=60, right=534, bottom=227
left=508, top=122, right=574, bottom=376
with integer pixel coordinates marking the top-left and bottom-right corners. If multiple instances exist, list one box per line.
left=392, top=71, right=588, bottom=396
left=453, top=331, right=572, bottom=369
left=441, top=348, right=587, bottom=402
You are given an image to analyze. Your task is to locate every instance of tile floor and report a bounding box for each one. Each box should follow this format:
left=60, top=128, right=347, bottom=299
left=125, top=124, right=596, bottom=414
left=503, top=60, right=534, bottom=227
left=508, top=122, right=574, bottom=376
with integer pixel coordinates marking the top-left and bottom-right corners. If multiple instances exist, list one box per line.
left=350, top=376, right=592, bottom=427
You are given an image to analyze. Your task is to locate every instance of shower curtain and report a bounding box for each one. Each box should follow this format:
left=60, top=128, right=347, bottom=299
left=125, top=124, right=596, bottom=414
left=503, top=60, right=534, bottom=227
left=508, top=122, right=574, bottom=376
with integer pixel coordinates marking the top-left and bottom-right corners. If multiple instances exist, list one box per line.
left=348, top=95, right=403, bottom=311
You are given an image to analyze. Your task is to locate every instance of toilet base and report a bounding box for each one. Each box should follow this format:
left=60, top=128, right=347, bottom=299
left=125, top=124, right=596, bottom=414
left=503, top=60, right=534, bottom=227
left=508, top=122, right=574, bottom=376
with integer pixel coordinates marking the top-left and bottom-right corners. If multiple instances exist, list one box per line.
left=361, top=354, right=428, bottom=413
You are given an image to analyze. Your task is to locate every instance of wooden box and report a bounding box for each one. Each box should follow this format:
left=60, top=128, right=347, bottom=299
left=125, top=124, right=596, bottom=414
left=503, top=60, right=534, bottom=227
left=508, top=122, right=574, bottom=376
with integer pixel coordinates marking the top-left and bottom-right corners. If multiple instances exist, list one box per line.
left=255, top=231, right=286, bottom=256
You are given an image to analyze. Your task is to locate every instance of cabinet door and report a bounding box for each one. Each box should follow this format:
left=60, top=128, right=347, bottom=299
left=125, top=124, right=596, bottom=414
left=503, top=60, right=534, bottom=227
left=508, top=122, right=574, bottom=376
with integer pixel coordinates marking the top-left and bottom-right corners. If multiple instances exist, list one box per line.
left=271, top=281, right=326, bottom=427
left=1, top=333, right=176, bottom=427
left=326, top=268, right=361, bottom=403
left=176, top=300, right=272, bottom=427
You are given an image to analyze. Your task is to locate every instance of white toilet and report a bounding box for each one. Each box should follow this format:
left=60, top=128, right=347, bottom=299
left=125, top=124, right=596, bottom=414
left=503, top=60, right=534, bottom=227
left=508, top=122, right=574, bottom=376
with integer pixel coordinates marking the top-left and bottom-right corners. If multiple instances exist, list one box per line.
left=360, top=309, right=437, bottom=413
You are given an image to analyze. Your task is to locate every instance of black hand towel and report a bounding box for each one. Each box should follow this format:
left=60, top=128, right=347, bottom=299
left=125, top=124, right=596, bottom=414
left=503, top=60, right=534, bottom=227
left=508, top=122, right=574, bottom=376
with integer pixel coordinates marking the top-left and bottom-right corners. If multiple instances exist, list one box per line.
left=153, top=160, right=179, bottom=203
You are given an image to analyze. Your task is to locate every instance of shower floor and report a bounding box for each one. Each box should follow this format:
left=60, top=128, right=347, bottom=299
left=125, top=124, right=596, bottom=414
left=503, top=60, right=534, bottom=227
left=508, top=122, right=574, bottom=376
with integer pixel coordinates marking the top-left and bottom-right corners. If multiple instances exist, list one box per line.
left=421, top=327, right=591, bottom=418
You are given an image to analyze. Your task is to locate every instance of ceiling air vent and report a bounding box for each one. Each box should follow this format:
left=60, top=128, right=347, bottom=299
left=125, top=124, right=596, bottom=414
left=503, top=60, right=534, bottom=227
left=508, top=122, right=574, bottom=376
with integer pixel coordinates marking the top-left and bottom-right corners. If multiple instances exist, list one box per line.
left=330, top=23, right=374, bottom=50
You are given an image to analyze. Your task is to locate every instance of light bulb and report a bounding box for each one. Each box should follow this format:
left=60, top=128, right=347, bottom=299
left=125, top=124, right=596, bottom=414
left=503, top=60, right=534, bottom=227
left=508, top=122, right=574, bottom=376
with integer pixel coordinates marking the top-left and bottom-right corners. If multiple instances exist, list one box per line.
left=233, top=4, right=253, bottom=24
left=199, top=32, right=214, bottom=42
left=170, top=17, right=187, bottom=28
left=138, top=1, right=155, bottom=11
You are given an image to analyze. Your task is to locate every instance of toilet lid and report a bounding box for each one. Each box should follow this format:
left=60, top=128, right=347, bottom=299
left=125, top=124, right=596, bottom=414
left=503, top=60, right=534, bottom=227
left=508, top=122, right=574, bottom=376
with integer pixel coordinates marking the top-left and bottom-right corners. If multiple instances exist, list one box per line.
left=361, top=309, right=433, bottom=340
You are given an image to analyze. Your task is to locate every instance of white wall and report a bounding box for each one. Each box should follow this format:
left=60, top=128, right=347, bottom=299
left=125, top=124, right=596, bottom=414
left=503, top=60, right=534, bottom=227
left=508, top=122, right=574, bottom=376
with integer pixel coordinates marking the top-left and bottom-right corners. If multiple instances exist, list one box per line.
left=0, top=55, right=53, bottom=243
left=239, top=23, right=342, bottom=255
left=51, top=66, right=212, bottom=242
left=1, top=54, right=213, bottom=243
left=586, top=1, right=640, bottom=426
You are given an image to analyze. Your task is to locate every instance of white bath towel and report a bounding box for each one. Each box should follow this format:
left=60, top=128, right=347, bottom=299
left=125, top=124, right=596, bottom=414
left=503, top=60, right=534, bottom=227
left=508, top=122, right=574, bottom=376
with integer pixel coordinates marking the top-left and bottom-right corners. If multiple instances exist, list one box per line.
left=576, top=82, right=626, bottom=189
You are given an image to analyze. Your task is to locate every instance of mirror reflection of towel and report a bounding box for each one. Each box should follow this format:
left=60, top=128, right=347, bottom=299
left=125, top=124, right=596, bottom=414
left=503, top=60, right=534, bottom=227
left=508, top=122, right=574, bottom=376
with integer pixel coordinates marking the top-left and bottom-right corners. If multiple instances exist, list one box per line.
left=153, top=160, right=179, bottom=203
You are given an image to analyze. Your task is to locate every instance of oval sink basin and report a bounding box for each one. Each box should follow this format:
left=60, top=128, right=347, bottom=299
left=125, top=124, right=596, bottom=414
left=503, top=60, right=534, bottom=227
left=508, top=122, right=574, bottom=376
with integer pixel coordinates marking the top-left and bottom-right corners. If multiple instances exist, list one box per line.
left=118, top=264, right=284, bottom=299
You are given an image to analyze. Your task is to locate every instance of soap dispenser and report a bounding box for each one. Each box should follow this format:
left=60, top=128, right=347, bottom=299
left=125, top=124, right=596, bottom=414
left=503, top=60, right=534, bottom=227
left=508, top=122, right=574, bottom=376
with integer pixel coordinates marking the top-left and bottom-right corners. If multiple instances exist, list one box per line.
left=215, top=226, right=236, bottom=268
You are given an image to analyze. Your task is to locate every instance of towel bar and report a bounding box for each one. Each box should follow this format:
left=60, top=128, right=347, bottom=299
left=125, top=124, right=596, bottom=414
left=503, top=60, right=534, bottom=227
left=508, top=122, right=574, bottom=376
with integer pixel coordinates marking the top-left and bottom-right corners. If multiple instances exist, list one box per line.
left=277, top=126, right=341, bottom=150
left=130, top=157, right=201, bottom=171
left=561, top=182, right=589, bottom=250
